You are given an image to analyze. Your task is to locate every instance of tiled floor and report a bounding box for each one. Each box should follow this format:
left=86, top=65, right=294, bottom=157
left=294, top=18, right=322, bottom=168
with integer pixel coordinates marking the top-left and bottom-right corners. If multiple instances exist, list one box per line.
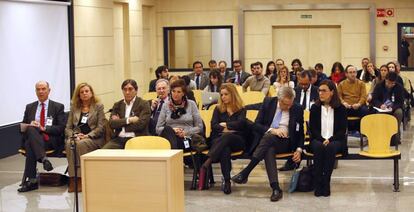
left=1, top=121, right=413, bottom=212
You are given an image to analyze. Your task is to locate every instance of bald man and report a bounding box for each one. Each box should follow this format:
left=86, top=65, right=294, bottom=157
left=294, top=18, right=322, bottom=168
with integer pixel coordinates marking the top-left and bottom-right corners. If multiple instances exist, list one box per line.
left=18, top=81, right=65, bottom=192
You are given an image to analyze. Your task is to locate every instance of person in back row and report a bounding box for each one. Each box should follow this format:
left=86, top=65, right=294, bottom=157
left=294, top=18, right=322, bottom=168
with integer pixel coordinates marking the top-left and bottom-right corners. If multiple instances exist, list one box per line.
left=149, top=79, right=170, bottom=135
left=242, top=61, right=271, bottom=95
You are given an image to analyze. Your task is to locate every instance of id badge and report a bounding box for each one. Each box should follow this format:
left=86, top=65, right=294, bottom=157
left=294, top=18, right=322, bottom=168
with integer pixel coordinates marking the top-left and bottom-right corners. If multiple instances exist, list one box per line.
left=296, top=123, right=300, bottom=132
left=183, top=138, right=190, bottom=149
left=81, top=116, right=88, bottom=124
left=46, top=117, right=53, bottom=126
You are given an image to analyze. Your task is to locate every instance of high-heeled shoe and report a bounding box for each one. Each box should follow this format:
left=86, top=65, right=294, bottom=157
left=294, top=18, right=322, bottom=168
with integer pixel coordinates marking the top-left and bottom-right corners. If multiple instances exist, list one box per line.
left=198, top=167, right=207, bottom=190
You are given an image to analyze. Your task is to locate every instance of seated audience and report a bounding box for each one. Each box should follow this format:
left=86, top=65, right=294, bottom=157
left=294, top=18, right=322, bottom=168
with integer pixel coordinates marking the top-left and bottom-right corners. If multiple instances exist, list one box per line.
left=208, top=59, right=218, bottom=71
left=357, top=58, right=371, bottom=82
left=314, top=63, right=328, bottom=86
left=265, top=61, right=276, bottom=80
left=270, top=59, right=284, bottom=84
left=18, top=81, right=65, bottom=192
left=204, top=70, right=222, bottom=92
left=294, top=70, right=319, bottom=111
left=362, top=62, right=379, bottom=83
left=242, top=61, right=271, bottom=95
left=371, top=72, right=404, bottom=144
left=273, top=65, right=294, bottom=90
left=188, top=61, right=209, bottom=90
left=232, top=87, right=303, bottom=202
left=180, top=75, right=196, bottom=102
left=290, top=58, right=303, bottom=84
left=367, top=65, right=388, bottom=102
left=309, top=80, right=347, bottom=197
left=156, top=79, right=203, bottom=149
left=329, top=62, right=346, bottom=85
left=149, top=79, right=170, bottom=135
left=227, top=60, right=251, bottom=85
left=149, top=65, right=169, bottom=92
left=65, top=83, right=105, bottom=192
left=218, top=60, right=232, bottom=83
left=103, top=79, right=151, bottom=149
left=198, top=83, right=248, bottom=194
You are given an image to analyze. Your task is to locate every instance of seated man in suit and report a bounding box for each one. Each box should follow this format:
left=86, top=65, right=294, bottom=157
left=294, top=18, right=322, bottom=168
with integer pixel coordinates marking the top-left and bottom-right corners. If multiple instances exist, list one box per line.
left=218, top=60, right=232, bottom=83
left=227, top=60, right=251, bottom=85
left=18, top=81, right=65, bottom=192
left=103, top=79, right=151, bottom=149
left=242, top=61, right=271, bottom=95
left=337, top=65, right=369, bottom=132
left=187, top=61, right=209, bottom=90
left=232, top=87, right=304, bottom=202
left=371, top=71, right=404, bottom=145
left=148, top=65, right=169, bottom=92
left=149, top=79, right=170, bottom=135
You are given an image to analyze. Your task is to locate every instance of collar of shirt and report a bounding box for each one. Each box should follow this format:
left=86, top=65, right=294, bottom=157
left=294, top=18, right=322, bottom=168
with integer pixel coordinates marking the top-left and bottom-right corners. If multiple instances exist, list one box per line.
left=255, top=74, right=265, bottom=81
left=124, top=96, right=137, bottom=106
left=38, top=99, right=50, bottom=108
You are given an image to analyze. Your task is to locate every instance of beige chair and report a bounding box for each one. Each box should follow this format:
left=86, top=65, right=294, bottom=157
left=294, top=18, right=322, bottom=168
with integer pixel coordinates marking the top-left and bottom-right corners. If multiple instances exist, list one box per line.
left=241, top=91, right=265, bottom=105
left=125, top=136, right=171, bottom=149
left=142, top=92, right=157, bottom=101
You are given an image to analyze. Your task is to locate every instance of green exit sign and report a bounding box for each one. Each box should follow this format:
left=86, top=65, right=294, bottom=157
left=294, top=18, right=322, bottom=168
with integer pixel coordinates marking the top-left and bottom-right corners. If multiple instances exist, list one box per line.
left=301, top=14, right=312, bottom=19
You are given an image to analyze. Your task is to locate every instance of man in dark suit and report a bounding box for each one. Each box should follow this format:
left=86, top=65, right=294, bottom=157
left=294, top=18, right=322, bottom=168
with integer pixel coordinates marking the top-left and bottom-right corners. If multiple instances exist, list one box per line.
left=18, top=81, right=65, bottom=192
left=218, top=60, right=232, bottom=83
left=103, top=79, right=151, bottom=149
left=148, top=65, right=169, bottom=92
left=227, top=60, right=251, bottom=85
left=187, top=61, right=209, bottom=90
left=356, top=57, right=375, bottom=82
left=149, top=79, right=170, bottom=135
left=232, top=87, right=304, bottom=202
left=372, top=72, right=404, bottom=144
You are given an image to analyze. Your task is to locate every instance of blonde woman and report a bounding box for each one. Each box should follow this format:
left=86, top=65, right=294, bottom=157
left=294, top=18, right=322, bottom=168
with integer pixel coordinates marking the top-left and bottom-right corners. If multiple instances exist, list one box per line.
left=65, top=83, right=105, bottom=192
left=198, top=83, right=248, bottom=194
left=273, top=65, right=294, bottom=90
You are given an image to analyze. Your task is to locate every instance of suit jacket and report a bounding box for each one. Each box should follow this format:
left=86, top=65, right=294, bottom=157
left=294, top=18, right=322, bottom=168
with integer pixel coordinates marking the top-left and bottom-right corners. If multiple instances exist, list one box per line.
left=22, top=100, right=66, bottom=149
left=227, top=70, right=251, bottom=85
left=148, top=79, right=157, bottom=92
left=250, top=97, right=304, bottom=153
left=357, top=69, right=378, bottom=82
left=65, top=103, right=105, bottom=141
left=294, top=85, right=319, bottom=109
left=188, top=72, right=209, bottom=90
left=371, top=81, right=404, bottom=111
left=210, top=107, right=247, bottom=140
left=109, top=97, right=151, bottom=137
left=222, top=70, right=233, bottom=83
left=309, top=104, right=348, bottom=155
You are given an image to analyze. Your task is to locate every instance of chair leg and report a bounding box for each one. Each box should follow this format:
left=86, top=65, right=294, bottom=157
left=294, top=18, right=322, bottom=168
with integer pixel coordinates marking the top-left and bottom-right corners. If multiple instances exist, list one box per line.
left=190, top=154, right=199, bottom=190
left=208, top=165, right=215, bottom=184
left=393, top=158, right=400, bottom=192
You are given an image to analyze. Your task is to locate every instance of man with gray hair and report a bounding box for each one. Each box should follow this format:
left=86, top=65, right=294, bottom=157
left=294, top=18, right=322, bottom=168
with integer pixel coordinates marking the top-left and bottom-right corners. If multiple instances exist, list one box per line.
left=232, top=86, right=304, bottom=202
left=149, top=79, right=170, bottom=135
left=18, top=81, right=65, bottom=192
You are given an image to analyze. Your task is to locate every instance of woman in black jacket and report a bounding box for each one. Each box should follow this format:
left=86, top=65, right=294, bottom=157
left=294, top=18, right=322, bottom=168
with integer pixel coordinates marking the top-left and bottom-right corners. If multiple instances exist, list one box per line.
left=309, top=80, right=347, bottom=197
left=198, top=83, right=247, bottom=194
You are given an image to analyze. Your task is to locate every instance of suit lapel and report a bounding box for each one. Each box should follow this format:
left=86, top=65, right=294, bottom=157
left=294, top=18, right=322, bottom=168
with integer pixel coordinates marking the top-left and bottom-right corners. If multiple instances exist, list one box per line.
left=29, top=102, right=38, bottom=121
left=267, top=98, right=278, bottom=126
left=120, top=101, right=126, bottom=118
left=87, top=104, right=95, bottom=125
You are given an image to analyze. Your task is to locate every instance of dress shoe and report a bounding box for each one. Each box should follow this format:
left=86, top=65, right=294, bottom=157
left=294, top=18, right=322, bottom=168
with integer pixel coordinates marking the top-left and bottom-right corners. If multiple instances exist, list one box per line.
left=270, top=188, right=283, bottom=202
left=18, top=181, right=39, bottom=192
left=278, top=161, right=296, bottom=171
left=222, top=180, right=231, bottom=194
left=231, top=173, right=248, bottom=184
left=198, top=167, right=207, bottom=190
left=42, top=159, right=53, bottom=171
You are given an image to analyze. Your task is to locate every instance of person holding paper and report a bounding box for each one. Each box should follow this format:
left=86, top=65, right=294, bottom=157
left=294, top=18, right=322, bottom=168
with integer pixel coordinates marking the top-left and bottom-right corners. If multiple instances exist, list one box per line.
left=65, top=83, right=105, bottom=192
left=18, top=81, right=65, bottom=192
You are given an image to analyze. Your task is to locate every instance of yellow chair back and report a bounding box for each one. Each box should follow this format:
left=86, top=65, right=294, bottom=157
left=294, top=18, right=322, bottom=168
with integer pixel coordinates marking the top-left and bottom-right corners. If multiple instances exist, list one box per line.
left=199, top=109, right=214, bottom=138
left=235, top=85, right=243, bottom=95
left=241, top=91, right=265, bottom=105
left=365, top=82, right=372, bottom=94
left=268, top=86, right=277, bottom=97
left=125, top=136, right=171, bottom=149
left=142, top=92, right=157, bottom=101
left=193, top=90, right=203, bottom=110
left=208, top=104, right=217, bottom=111
left=246, top=110, right=258, bottom=122
left=360, top=114, right=398, bottom=154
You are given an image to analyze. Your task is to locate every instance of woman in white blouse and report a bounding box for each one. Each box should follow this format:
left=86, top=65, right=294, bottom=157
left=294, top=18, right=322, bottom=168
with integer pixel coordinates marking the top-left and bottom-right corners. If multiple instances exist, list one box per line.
left=309, top=80, right=347, bottom=197
left=273, top=65, right=294, bottom=90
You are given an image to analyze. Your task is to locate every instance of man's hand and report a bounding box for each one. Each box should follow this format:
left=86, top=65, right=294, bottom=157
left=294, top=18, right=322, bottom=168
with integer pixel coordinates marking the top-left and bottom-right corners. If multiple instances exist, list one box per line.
left=352, top=103, right=361, bottom=110
left=269, top=128, right=288, bottom=138
left=151, top=99, right=158, bottom=110
left=219, top=122, right=227, bottom=128
left=128, top=116, right=139, bottom=124
left=292, top=151, right=301, bottom=163
left=111, top=114, right=120, bottom=120
left=173, top=128, right=185, bottom=138
left=380, top=104, right=387, bottom=110
left=30, top=121, right=40, bottom=127
left=323, top=139, right=330, bottom=146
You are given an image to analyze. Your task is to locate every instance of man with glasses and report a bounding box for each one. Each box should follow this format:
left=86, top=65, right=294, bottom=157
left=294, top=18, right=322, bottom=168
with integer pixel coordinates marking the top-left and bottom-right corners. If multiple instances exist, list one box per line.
left=103, top=79, right=151, bottom=149
left=242, top=62, right=271, bottom=95
left=228, top=60, right=250, bottom=85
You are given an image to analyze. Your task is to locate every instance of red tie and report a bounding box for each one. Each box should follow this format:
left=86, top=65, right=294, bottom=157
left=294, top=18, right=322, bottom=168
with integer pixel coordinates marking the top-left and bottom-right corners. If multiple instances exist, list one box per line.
left=40, top=103, right=49, bottom=141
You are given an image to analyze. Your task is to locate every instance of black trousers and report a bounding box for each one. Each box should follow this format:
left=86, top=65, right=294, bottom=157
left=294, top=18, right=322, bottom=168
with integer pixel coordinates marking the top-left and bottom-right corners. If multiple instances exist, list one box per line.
left=310, top=139, right=342, bottom=187
left=208, top=133, right=245, bottom=181
left=23, top=127, right=51, bottom=179
left=252, top=133, right=290, bottom=185
left=346, top=106, right=370, bottom=131
left=160, top=126, right=185, bottom=149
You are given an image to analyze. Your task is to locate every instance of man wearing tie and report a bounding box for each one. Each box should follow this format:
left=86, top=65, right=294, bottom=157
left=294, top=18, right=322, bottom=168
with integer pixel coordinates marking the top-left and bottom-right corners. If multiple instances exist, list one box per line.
left=149, top=79, right=170, bottom=135
left=232, top=87, right=304, bottom=202
left=227, top=60, right=251, bottom=85
left=18, top=81, right=65, bottom=192
left=187, top=61, right=209, bottom=90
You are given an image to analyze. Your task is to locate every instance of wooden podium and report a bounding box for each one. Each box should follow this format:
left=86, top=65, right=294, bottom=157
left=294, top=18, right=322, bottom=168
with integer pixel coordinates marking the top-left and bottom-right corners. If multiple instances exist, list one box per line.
left=81, top=149, right=184, bottom=212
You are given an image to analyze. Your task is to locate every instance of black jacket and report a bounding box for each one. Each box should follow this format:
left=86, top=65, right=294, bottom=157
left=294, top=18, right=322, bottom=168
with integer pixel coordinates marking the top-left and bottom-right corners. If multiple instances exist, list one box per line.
left=210, top=108, right=247, bottom=140
left=372, top=81, right=404, bottom=111
left=294, top=85, right=319, bottom=109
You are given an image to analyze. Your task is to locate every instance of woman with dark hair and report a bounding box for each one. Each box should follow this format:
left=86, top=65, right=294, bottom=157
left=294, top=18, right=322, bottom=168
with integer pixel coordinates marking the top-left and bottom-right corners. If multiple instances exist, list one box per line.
left=265, top=61, right=276, bottom=80
left=198, top=83, right=247, bottom=194
left=65, top=83, right=105, bottom=192
left=204, top=70, right=223, bottom=92
left=329, top=62, right=345, bottom=84
left=156, top=79, right=203, bottom=150
left=367, top=65, right=389, bottom=102
left=290, top=58, right=303, bottom=84
left=309, top=79, right=347, bottom=197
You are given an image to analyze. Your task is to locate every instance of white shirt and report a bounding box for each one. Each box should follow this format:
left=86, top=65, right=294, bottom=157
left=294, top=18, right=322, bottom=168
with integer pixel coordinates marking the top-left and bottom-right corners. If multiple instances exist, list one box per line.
left=321, top=105, right=334, bottom=140
left=359, top=70, right=365, bottom=80
left=268, top=102, right=290, bottom=136
left=35, top=99, right=49, bottom=126
left=300, top=88, right=312, bottom=110
left=119, top=96, right=136, bottom=138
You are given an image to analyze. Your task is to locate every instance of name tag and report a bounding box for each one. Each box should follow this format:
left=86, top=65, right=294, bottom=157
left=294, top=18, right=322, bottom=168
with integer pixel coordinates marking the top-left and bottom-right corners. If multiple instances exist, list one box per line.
left=46, top=117, right=53, bottom=126
left=81, top=116, right=88, bottom=124
left=183, top=138, right=190, bottom=149
left=296, top=123, right=300, bottom=132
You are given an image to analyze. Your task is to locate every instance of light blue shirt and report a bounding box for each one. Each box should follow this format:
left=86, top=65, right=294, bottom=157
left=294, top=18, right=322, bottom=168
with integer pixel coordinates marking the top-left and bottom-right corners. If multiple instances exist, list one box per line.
left=35, top=99, right=49, bottom=126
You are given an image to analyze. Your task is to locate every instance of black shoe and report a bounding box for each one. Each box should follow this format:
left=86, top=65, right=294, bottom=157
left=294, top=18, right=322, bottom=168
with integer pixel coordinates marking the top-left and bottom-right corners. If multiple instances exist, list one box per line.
left=270, top=188, right=283, bottom=202
left=278, top=161, right=296, bottom=171
left=43, top=159, right=53, bottom=171
left=323, top=183, right=331, bottom=197
left=18, top=181, right=39, bottom=192
left=231, top=173, right=248, bottom=184
left=222, top=180, right=231, bottom=194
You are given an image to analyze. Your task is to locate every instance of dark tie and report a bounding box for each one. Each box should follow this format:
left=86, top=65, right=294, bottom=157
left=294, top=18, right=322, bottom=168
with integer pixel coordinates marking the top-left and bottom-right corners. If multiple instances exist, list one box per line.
left=236, top=73, right=241, bottom=84
left=153, top=99, right=164, bottom=123
left=196, top=75, right=200, bottom=89
left=40, top=103, right=49, bottom=141
left=302, top=89, right=308, bottom=110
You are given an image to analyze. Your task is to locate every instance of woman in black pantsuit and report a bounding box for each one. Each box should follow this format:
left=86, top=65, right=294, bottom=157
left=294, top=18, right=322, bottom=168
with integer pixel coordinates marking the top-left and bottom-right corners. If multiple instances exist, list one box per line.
left=198, top=83, right=248, bottom=194
left=309, top=80, right=347, bottom=197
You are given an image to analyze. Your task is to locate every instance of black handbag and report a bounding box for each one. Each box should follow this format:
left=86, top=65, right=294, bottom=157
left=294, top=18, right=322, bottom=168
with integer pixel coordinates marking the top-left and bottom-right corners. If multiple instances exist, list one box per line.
left=189, top=134, right=208, bottom=153
left=296, top=165, right=314, bottom=192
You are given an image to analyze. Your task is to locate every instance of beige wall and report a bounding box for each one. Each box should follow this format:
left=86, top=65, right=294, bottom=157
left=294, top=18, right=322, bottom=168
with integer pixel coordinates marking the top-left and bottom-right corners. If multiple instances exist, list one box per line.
left=73, top=0, right=414, bottom=105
